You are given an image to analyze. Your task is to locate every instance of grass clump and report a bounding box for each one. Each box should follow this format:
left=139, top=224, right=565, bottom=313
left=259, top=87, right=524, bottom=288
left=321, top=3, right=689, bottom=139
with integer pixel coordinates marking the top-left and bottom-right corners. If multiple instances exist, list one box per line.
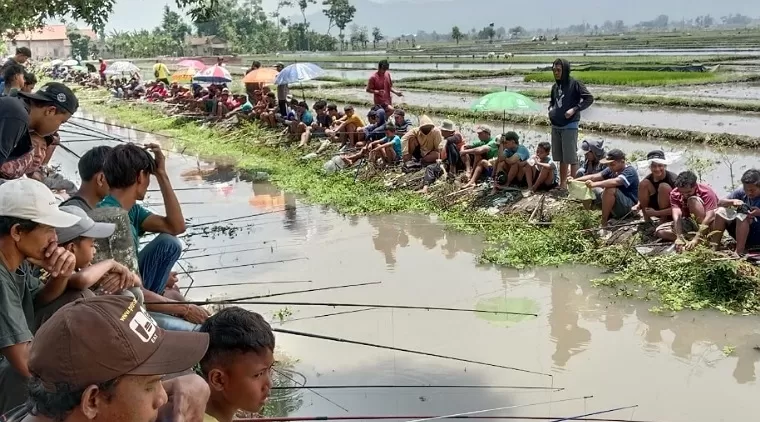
left=523, top=70, right=718, bottom=86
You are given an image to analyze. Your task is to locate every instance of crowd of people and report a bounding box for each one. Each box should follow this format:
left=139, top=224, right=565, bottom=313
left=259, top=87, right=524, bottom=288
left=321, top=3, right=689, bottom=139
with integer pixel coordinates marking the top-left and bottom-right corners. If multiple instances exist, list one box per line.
left=1, top=48, right=759, bottom=420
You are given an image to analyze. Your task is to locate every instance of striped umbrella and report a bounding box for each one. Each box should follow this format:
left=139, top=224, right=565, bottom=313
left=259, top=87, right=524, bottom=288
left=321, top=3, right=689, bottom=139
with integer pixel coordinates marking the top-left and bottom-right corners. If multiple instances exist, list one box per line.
left=192, top=65, right=232, bottom=84
left=176, top=59, right=206, bottom=70
left=171, top=67, right=199, bottom=84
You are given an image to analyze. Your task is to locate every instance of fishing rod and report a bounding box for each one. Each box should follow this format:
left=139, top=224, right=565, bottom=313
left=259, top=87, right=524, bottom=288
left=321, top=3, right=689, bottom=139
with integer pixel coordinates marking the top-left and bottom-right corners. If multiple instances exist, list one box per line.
left=179, top=256, right=307, bottom=275
left=406, top=396, right=591, bottom=422
left=180, top=239, right=285, bottom=252
left=60, top=137, right=122, bottom=143
left=71, top=115, right=176, bottom=139
left=549, top=405, right=639, bottom=422
left=283, top=307, right=376, bottom=323
left=188, top=208, right=295, bottom=228
left=180, top=282, right=377, bottom=299
left=166, top=300, right=539, bottom=317
left=57, top=142, right=82, bottom=159
left=271, top=385, right=563, bottom=391
left=185, top=280, right=312, bottom=289
left=65, top=120, right=128, bottom=143
left=181, top=244, right=300, bottom=260
left=273, top=327, right=552, bottom=377
left=242, top=416, right=653, bottom=422
left=273, top=368, right=349, bottom=413
left=148, top=186, right=219, bottom=192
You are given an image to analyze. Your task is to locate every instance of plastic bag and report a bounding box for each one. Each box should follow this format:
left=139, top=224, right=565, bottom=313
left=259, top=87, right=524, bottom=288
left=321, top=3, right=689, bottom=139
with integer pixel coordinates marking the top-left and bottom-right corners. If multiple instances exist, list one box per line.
left=568, top=180, right=594, bottom=201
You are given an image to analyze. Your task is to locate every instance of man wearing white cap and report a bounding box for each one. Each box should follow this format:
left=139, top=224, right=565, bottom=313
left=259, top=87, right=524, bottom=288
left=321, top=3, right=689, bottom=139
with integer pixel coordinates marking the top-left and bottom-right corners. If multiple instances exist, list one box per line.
left=0, top=179, right=84, bottom=413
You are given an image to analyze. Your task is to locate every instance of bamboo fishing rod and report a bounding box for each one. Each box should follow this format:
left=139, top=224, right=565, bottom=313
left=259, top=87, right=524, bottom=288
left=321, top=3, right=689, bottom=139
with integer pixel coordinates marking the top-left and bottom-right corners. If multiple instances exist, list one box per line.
left=283, top=307, right=376, bottom=323
left=273, top=327, right=552, bottom=377
left=271, top=385, right=563, bottom=391
left=178, top=256, right=307, bottom=275
left=549, top=405, right=639, bottom=422
left=181, top=244, right=300, bottom=260
left=185, top=280, right=312, bottom=289
left=166, top=300, right=539, bottom=317
left=185, top=281, right=378, bottom=298
left=70, top=115, right=179, bottom=139
left=241, top=415, right=653, bottom=422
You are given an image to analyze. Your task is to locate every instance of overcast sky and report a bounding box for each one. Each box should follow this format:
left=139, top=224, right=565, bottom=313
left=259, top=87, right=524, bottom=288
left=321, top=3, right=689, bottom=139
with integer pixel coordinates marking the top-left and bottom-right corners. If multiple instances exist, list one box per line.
left=59, top=0, right=760, bottom=35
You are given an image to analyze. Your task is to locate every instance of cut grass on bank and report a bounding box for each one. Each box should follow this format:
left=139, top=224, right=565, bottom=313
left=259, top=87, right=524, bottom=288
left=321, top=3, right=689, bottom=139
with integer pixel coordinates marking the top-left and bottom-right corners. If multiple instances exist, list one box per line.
left=79, top=94, right=760, bottom=314
left=523, top=70, right=719, bottom=86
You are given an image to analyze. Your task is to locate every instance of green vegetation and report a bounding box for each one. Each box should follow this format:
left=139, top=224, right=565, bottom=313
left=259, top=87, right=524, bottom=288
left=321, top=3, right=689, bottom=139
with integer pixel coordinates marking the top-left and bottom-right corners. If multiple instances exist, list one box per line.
left=523, top=70, right=720, bottom=86
left=298, top=91, right=760, bottom=148
left=77, top=93, right=760, bottom=314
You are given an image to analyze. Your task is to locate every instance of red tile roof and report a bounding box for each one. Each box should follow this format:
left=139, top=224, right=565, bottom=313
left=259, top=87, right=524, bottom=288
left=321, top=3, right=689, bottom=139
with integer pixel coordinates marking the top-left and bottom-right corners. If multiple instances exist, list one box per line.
left=11, top=25, right=97, bottom=41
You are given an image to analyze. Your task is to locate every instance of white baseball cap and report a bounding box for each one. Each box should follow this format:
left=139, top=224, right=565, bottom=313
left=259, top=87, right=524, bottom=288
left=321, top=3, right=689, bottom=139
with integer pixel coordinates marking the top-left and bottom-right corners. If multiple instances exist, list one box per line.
left=56, top=206, right=115, bottom=244
left=0, top=179, right=81, bottom=228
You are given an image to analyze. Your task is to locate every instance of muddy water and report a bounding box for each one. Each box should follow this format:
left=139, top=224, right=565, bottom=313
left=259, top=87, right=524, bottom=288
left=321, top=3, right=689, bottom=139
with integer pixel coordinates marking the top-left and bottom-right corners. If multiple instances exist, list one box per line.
left=321, top=69, right=452, bottom=81
left=332, top=62, right=546, bottom=71
left=318, top=87, right=760, bottom=137
left=55, top=114, right=760, bottom=422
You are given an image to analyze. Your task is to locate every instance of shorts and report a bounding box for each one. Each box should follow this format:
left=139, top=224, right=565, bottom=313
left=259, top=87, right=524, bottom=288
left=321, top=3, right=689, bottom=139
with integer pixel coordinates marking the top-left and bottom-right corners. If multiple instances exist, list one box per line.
left=593, top=187, right=636, bottom=219
left=551, top=127, right=579, bottom=164
left=656, top=218, right=700, bottom=238
left=726, top=219, right=760, bottom=248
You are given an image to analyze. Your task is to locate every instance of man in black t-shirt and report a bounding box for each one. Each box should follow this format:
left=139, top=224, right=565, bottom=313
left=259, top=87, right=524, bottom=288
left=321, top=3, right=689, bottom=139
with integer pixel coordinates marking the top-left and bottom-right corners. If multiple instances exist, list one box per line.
left=0, top=82, right=78, bottom=181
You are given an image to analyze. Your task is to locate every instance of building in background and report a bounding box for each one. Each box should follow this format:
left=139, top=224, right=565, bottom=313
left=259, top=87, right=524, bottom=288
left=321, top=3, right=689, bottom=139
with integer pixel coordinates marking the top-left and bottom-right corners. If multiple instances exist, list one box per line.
left=185, top=35, right=230, bottom=57
left=4, top=25, right=97, bottom=59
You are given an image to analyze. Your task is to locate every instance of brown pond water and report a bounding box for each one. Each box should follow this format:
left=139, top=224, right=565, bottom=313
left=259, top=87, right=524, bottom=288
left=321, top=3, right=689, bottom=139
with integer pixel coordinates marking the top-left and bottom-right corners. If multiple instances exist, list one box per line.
left=317, top=87, right=760, bottom=137
left=54, top=113, right=760, bottom=422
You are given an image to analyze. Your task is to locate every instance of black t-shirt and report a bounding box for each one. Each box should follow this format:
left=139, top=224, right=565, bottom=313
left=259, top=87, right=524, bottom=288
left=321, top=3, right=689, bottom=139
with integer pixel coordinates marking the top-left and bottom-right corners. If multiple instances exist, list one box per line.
left=316, top=113, right=332, bottom=128
left=0, top=96, right=31, bottom=162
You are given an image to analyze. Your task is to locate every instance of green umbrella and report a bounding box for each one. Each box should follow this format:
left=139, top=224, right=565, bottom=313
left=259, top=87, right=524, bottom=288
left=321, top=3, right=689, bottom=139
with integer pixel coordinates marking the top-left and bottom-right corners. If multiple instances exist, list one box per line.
left=471, top=90, right=541, bottom=132
left=471, top=91, right=541, bottom=112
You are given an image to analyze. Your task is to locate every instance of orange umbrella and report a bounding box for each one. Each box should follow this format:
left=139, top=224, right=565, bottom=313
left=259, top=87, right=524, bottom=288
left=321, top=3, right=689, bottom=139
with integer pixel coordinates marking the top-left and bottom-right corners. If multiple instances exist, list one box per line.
left=242, top=68, right=279, bottom=84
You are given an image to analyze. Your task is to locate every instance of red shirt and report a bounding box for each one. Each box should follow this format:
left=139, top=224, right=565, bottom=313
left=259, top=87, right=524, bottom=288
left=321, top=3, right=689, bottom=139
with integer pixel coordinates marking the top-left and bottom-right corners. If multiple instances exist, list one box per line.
left=99, top=62, right=106, bottom=73
left=368, top=71, right=392, bottom=105
left=669, top=183, right=718, bottom=215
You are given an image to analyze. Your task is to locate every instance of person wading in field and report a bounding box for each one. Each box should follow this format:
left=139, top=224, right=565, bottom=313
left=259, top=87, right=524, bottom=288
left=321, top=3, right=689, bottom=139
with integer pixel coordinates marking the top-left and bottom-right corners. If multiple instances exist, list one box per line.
left=366, top=60, right=402, bottom=107
left=548, top=58, right=594, bottom=190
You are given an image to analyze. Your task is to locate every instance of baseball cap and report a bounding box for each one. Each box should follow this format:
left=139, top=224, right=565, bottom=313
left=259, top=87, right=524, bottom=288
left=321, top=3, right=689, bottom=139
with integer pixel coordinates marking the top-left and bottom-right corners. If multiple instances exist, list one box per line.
left=646, top=150, right=669, bottom=165
left=17, top=82, right=79, bottom=115
left=579, top=139, right=605, bottom=156
left=0, top=179, right=80, bottom=228
left=476, top=125, right=492, bottom=135
left=56, top=206, right=116, bottom=244
left=29, top=295, right=209, bottom=391
left=600, top=148, right=626, bottom=164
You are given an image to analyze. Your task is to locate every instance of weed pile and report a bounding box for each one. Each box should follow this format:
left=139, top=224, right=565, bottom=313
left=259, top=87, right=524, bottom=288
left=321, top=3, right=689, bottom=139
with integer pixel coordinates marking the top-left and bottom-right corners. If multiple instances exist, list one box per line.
left=80, top=95, right=760, bottom=314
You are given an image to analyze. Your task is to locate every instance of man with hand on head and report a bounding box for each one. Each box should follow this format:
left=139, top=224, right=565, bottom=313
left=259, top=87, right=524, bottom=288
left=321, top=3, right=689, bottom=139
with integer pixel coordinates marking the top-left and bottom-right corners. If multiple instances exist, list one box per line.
left=0, top=179, right=85, bottom=414
left=1, top=295, right=211, bottom=422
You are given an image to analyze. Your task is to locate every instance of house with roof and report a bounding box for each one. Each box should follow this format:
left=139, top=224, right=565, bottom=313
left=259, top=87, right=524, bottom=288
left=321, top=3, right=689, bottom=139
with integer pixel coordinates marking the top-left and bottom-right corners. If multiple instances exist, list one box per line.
left=4, top=25, right=97, bottom=59
left=185, top=35, right=230, bottom=56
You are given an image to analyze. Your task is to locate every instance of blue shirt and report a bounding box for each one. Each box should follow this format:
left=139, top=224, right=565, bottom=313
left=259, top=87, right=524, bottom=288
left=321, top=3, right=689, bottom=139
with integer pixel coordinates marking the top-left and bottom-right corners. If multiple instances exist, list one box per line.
left=504, top=144, right=530, bottom=161
left=601, top=165, right=639, bottom=202
left=728, top=188, right=760, bottom=209
left=382, top=135, right=402, bottom=158
left=97, top=195, right=153, bottom=255
left=300, top=110, right=314, bottom=125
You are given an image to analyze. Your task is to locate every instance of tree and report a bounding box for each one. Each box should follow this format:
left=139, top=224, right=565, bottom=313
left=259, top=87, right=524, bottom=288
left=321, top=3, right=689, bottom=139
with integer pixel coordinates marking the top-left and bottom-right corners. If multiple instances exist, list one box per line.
left=509, top=26, right=525, bottom=37
left=160, top=6, right=191, bottom=55
left=495, top=26, right=506, bottom=39
left=329, top=0, right=355, bottom=50
left=3, top=0, right=218, bottom=35
left=451, top=26, right=462, bottom=44
left=357, top=26, right=369, bottom=49
left=66, top=25, right=91, bottom=60
left=371, top=27, right=383, bottom=49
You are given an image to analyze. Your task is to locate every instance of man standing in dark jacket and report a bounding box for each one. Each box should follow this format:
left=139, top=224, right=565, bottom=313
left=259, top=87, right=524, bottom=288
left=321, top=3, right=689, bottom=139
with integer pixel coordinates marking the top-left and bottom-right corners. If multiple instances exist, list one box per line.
left=549, top=58, right=594, bottom=190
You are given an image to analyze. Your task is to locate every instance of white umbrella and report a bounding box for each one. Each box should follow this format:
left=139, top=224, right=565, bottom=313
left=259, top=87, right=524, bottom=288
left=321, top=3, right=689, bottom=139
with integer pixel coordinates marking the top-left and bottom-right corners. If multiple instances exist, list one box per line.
left=62, top=59, right=79, bottom=66
left=50, top=59, right=64, bottom=66
left=104, top=61, right=140, bottom=75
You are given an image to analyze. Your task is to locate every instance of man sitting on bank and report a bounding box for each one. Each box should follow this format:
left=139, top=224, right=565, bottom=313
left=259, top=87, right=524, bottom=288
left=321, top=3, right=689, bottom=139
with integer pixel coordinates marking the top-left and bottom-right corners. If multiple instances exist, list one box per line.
left=97, top=143, right=185, bottom=295
left=633, top=150, right=676, bottom=223
left=2, top=295, right=211, bottom=422
left=60, top=146, right=113, bottom=211
left=655, top=170, right=718, bottom=252
left=711, top=169, right=760, bottom=255
left=401, top=115, right=443, bottom=165
left=0, top=179, right=85, bottom=414
left=493, top=131, right=530, bottom=189
left=460, top=125, right=497, bottom=179
left=573, top=149, right=639, bottom=228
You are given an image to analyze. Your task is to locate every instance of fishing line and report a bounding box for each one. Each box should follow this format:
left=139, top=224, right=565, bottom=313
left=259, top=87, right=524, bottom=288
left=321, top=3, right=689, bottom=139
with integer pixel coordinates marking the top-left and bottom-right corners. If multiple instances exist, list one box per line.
left=180, top=243, right=300, bottom=260
left=283, top=307, right=377, bottom=323
left=244, top=416, right=655, bottom=422
left=185, top=280, right=312, bottom=289
left=548, top=405, right=639, bottom=422
left=273, top=327, right=551, bottom=377
left=406, top=396, right=591, bottom=422
left=166, top=300, right=538, bottom=317
left=271, top=385, right=564, bottom=391
left=177, top=256, right=306, bottom=275
left=273, top=367, right=349, bottom=413
left=178, top=281, right=378, bottom=299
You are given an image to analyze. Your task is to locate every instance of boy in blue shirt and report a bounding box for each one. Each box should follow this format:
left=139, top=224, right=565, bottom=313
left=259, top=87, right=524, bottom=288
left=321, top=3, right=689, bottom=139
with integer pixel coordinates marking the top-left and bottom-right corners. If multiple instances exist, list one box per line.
left=712, top=169, right=760, bottom=255
left=342, top=123, right=400, bottom=167
left=527, top=142, right=560, bottom=192
left=493, top=131, right=530, bottom=190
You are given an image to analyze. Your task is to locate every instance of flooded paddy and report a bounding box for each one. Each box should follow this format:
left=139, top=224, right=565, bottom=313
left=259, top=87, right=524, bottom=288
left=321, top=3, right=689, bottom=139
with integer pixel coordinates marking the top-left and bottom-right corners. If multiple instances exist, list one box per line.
left=332, top=62, right=547, bottom=71
left=52, top=113, right=760, bottom=422
left=322, top=69, right=451, bottom=81
left=318, top=87, right=760, bottom=137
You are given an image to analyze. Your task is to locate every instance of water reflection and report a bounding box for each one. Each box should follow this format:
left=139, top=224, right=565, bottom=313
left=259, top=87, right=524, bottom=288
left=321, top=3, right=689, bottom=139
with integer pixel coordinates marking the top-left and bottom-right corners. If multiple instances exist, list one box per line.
left=548, top=271, right=591, bottom=369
